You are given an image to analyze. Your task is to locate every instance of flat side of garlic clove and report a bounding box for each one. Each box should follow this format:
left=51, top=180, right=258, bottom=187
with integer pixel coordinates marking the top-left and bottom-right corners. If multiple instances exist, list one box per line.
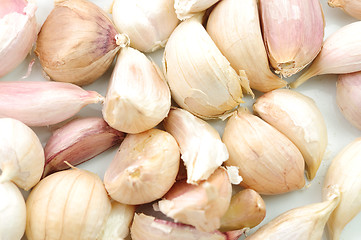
left=174, top=0, right=221, bottom=20
left=328, top=0, right=361, bottom=20
left=163, top=108, right=229, bottom=184
left=206, top=0, right=286, bottom=92
left=253, top=89, right=328, bottom=180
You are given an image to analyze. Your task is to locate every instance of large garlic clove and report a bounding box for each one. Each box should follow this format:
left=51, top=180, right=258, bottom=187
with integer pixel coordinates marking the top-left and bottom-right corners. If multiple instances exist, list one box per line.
left=102, top=47, right=171, bottom=134
left=104, top=129, right=180, bottom=205
left=0, top=81, right=103, bottom=126
left=43, top=118, right=125, bottom=177
left=158, top=168, right=232, bottom=232
left=163, top=14, right=251, bottom=119
left=174, top=0, right=221, bottom=20
left=253, top=89, right=327, bottom=180
left=206, top=0, right=286, bottom=92
left=0, top=118, right=44, bottom=191
left=328, top=0, right=361, bottom=20
left=112, top=0, right=179, bottom=52
left=259, top=0, right=324, bottom=77
left=163, top=108, right=229, bottom=184
left=0, top=0, right=37, bottom=78
left=223, top=108, right=305, bottom=195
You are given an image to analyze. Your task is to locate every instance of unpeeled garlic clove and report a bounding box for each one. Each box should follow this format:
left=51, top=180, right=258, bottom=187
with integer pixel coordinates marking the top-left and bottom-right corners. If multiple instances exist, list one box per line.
left=222, top=108, right=305, bottom=195
left=253, top=89, right=328, bottom=180
left=102, top=47, right=171, bottom=134
left=0, top=81, right=103, bottom=126
left=174, top=0, right=221, bottom=20
left=206, top=0, right=286, bottom=92
left=328, top=0, right=361, bottom=20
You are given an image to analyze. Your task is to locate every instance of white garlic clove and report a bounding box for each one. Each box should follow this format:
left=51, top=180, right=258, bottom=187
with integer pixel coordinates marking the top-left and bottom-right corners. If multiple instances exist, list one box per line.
left=253, top=89, right=328, bottom=180
left=174, top=0, right=221, bottom=20
left=206, top=0, right=287, bottom=92
left=328, top=0, right=361, bottom=20
left=102, top=47, right=171, bottom=134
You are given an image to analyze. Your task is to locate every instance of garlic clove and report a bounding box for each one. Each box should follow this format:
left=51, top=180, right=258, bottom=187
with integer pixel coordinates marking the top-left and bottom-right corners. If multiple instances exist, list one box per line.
left=0, top=81, right=103, bottom=126
left=206, top=0, right=287, bottom=92
left=43, top=118, right=125, bottom=177
left=102, top=47, right=171, bottom=134
left=253, top=89, right=328, bottom=180
left=163, top=108, right=229, bottom=184
left=328, top=0, right=361, bottom=20
left=104, top=129, right=180, bottom=205
left=158, top=168, right=232, bottom=232
left=174, top=0, right=221, bottom=20
left=223, top=108, right=305, bottom=195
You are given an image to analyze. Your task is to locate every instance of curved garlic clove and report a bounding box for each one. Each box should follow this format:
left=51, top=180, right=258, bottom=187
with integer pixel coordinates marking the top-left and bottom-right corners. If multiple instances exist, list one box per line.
left=206, top=0, right=286, bottom=92
left=223, top=108, right=305, bottom=195
left=174, top=0, right=221, bottom=20
left=253, top=89, right=327, bottom=180
left=102, top=47, right=171, bottom=134
left=328, top=0, right=361, bottom=20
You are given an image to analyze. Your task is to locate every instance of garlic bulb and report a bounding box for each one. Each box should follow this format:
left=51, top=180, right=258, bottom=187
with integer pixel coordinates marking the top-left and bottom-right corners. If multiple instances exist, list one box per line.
left=207, top=0, right=286, bottom=92
left=0, top=0, right=37, bottom=77
left=223, top=108, right=305, bottom=195
left=174, top=0, right=221, bottom=20
left=112, top=0, right=179, bottom=52
left=253, top=89, right=327, bottom=180
left=164, top=14, right=251, bottom=119
left=0, top=182, right=26, bottom=240
left=163, top=108, right=229, bottom=184
left=291, top=21, right=361, bottom=88
left=259, top=0, right=324, bottom=77
left=102, top=47, right=171, bottom=134
left=104, top=129, right=180, bottom=205
left=35, top=0, right=129, bottom=86
left=328, top=0, right=361, bottom=20
left=0, top=118, right=44, bottom=191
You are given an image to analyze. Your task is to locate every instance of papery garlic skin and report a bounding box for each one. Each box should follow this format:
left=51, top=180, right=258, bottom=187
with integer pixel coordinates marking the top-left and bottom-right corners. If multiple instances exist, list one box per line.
left=112, top=0, right=179, bottom=52
left=163, top=108, right=229, bottom=184
left=329, top=0, right=361, bottom=20
left=207, top=0, right=286, bottom=92
left=174, top=0, right=220, bottom=20
left=259, top=0, right=324, bottom=77
left=102, top=47, right=171, bottom=134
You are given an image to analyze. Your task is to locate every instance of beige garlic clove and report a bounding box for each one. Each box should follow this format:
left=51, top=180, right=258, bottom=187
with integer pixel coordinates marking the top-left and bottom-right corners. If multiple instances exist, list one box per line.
left=104, top=129, right=180, bottom=205
left=207, top=0, right=286, bottom=92
left=174, top=0, right=221, bottom=20
left=253, top=89, right=327, bottom=180
left=163, top=108, right=229, bottom=184
left=163, top=14, right=252, bottom=119
left=328, top=0, right=361, bottom=20
left=223, top=108, right=305, bottom=195
left=103, top=47, right=171, bottom=134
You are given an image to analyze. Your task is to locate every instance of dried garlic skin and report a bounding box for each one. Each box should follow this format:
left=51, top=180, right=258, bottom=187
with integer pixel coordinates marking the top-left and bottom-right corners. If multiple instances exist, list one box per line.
left=174, top=0, right=221, bottom=20
left=329, top=0, right=361, bottom=20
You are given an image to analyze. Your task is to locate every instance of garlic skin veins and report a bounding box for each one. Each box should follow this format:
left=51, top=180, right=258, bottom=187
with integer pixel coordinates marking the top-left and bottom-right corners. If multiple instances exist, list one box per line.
left=174, top=0, right=221, bottom=20
left=328, top=0, right=361, bottom=20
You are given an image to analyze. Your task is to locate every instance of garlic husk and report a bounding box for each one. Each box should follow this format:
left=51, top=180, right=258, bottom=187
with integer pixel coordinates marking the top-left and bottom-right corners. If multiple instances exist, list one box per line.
left=43, top=118, right=125, bottom=177
left=163, top=108, right=229, bottom=184
left=253, top=89, right=327, bottom=180
left=323, top=138, right=361, bottom=240
left=163, top=14, right=252, bottom=119
left=112, top=0, right=179, bottom=52
left=223, top=108, right=305, bottom=195
left=0, top=181, right=26, bottom=240
left=0, top=81, right=103, bottom=126
left=291, top=21, right=361, bottom=88
left=174, top=0, right=221, bottom=20
left=328, top=0, right=361, bottom=20
left=102, top=47, right=171, bottom=134
left=158, top=168, right=232, bottom=232
left=0, top=0, right=37, bottom=78
left=206, top=0, right=286, bottom=92
left=259, top=0, right=324, bottom=77
left=0, top=118, right=44, bottom=191
left=104, top=129, right=180, bottom=205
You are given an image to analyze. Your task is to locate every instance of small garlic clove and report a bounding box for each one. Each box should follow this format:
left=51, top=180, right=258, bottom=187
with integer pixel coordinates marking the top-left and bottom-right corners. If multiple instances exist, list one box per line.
left=253, top=89, right=328, bottom=180
left=328, top=0, right=361, bottom=20
left=174, top=0, right=221, bottom=20
left=0, top=81, right=103, bottom=126
left=206, top=0, right=287, bottom=92
left=163, top=108, right=229, bottom=184
left=43, top=118, right=125, bottom=177
left=104, top=129, right=180, bottom=205
left=223, top=108, right=305, bottom=195
left=102, top=47, right=171, bottom=134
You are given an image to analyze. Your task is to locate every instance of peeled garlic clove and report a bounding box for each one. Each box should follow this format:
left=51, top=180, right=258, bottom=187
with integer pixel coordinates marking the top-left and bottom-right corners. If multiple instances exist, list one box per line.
left=104, top=129, right=180, bottom=205
left=328, top=0, right=361, bottom=20
left=158, top=168, right=232, bottom=232
left=0, top=81, right=103, bottom=126
left=259, top=0, right=324, bottom=77
left=163, top=108, right=229, bottom=184
left=175, top=0, right=221, bottom=20
left=253, top=89, right=327, bottom=180
left=206, top=0, right=286, bottom=92
left=102, top=47, right=171, bottom=134
left=0, top=0, right=37, bottom=77
left=43, top=118, right=125, bottom=177
left=223, top=108, right=305, bottom=195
